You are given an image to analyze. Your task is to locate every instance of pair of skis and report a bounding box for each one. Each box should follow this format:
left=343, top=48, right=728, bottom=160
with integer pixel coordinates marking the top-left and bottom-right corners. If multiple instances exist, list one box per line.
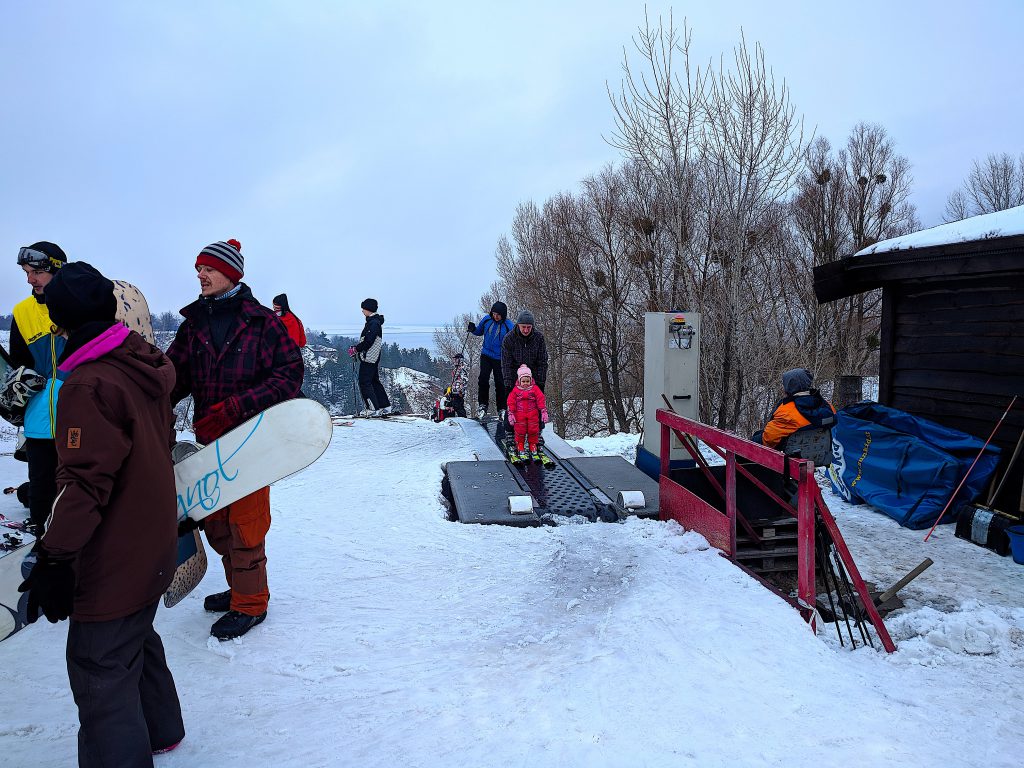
left=504, top=440, right=555, bottom=469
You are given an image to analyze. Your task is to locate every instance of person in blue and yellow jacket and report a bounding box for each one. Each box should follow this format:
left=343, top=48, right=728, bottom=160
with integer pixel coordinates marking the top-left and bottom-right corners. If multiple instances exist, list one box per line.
left=755, top=368, right=836, bottom=450
left=9, top=241, right=68, bottom=535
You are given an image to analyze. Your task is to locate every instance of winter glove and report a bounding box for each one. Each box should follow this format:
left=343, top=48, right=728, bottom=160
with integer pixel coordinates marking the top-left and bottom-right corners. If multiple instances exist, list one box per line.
left=467, top=322, right=476, bottom=333
left=347, top=346, right=358, bottom=358
left=193, top=398, right=240, bottom=443
left=507, top=413, right=516, bottom=426
left=541, top=409, right=549, bottom=423
left=18, top=552, right=76, bottom=624
left=177, top=516, right=204, bottom=537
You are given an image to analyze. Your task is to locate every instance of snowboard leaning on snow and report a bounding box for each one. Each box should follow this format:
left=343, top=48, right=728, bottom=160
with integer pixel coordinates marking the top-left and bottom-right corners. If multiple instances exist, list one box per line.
left=0, top=532, right=34, bottom=643
left=165, top=398, right=334, bottom=607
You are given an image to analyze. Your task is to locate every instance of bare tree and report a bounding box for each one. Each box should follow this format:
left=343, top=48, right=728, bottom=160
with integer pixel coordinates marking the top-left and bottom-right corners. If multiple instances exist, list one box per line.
left=789, top=124, right=918, bottom=388
left=945, top=152, right=1024, bottom=221
left=699, top=33, right=807, bottom=430
left=843, top=122, right=917, bottom=251
left=607, top=9, right=706, bottom=312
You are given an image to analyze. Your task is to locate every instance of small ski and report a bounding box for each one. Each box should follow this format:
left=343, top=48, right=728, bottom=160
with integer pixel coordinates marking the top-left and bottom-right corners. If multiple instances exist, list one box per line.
left=538, top=451, right=555, bottom=469
left=503, top=441, right=524, bottom=465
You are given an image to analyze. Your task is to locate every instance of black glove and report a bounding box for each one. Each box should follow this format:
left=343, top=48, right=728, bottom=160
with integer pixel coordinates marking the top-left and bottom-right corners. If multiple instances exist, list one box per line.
left=18, top=553, right=76, bottom=624
left=178, top=516, right=203, bottom=537
left=467, top=322, right=476, bottom=333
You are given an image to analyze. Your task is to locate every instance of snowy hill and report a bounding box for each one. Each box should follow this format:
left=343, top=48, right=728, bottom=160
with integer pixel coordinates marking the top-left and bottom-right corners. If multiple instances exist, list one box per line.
left=1, top=420, right=1022, bottom=767
left=382, top=366, right=439, bottom=414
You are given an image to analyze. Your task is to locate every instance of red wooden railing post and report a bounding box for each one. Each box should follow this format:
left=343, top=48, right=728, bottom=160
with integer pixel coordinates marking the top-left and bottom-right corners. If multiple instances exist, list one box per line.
left=796, top=460, right=816, bottom=628
left=725, top=451, right=737, bottom=556
left=660, top=422, right=671, bottom=480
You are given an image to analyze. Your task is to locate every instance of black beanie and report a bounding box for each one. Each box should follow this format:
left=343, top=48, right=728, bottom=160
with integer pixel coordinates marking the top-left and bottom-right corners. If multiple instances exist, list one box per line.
left=273, top=293, right=290, bottom=313
left=361, top=298, right=378, bottom=313
left=490, top=301, right=507, bottom=320
left=44, top=262, right=117, bottom=331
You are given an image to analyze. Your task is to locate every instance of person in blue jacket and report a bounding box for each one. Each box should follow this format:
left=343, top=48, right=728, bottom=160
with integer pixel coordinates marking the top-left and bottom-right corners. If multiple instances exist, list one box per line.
left=467, top=301, right=514, bottom=419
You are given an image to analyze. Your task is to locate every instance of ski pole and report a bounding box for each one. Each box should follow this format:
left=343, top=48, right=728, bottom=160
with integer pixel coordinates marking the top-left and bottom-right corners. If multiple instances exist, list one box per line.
left=924, top=395, right=1018, bottom=541
left=350, top=358, right=360, bottom=413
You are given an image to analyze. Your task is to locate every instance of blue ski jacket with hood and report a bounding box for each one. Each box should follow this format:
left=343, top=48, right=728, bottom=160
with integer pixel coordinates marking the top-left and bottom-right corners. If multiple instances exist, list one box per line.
left=472, top=302, right=514, bottom=360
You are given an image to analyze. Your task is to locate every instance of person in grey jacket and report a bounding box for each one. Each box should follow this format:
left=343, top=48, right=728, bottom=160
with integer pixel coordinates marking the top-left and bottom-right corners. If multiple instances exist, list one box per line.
left=500, top=310, right=548, bottom=393
left=348, top=298, right=391, bottom=415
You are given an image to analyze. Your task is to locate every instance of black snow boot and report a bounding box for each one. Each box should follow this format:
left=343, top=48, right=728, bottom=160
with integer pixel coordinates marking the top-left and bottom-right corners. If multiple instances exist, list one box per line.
left=211, top=610, right=267, bottom=641
left=203, top=590, right=231, bottom=613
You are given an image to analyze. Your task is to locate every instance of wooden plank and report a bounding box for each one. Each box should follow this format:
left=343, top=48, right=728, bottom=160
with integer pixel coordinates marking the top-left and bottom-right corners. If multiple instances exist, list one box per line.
left=890, top=353, right=1024, bottom=372
left=891, top=369, right=1023, bottom=393
left=895, top=318, right=1024, bottom=336
left=879, top=288, right=897, bottom=405
left=891, top=341, right=1024, bottom=361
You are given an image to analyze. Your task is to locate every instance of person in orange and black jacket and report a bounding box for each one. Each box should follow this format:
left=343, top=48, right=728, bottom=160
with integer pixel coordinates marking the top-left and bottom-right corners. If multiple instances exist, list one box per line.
left=19, top=262, right=185, bottom=765
left=272, top=293, right=307, bottom=348
left=754, top=368, right=836, bottom=449
left=166, top=239, right=303, bottom=641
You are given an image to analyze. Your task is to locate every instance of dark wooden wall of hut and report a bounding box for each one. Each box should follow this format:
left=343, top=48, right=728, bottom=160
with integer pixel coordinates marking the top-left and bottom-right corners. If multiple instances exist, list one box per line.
left=879, top=272, right=1024, bottom=514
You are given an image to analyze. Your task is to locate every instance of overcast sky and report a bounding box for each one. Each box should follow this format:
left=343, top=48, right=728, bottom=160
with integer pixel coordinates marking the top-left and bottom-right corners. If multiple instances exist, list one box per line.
left=2, top=1, right=1021, bottom=327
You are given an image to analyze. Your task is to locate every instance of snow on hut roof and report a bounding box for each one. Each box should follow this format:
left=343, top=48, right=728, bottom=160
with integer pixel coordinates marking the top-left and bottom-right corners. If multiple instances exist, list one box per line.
left=855, top=204, right=1024, bottom=257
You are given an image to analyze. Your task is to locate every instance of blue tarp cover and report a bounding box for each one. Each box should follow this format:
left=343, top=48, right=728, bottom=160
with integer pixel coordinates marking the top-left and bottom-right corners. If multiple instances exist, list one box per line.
left=828, top=402, right=1000, bottom=530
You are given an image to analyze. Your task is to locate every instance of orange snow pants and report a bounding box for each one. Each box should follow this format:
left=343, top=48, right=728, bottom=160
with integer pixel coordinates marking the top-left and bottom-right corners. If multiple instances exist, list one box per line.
left=204, top=486, right=271, bottom=615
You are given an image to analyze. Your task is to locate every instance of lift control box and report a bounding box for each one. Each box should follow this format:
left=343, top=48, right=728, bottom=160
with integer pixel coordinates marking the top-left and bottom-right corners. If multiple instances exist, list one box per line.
left=640, top=312, right=701, bottom=472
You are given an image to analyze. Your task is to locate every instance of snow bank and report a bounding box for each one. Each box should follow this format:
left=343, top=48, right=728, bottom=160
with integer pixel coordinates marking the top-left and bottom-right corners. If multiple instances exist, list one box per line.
left=856, top=204, right=1024, bottom=256
left=568, top=431, right=640, bottom=462
left=1, top=421, right=1022, bottom=767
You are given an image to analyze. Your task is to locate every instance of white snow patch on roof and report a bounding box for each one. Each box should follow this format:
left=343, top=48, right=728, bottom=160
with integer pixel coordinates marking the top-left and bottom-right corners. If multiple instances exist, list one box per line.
left=855, top=204, right=1024, bottom=257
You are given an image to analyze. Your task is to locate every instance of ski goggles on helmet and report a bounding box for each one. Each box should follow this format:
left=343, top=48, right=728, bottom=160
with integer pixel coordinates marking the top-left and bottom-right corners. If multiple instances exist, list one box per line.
left=17, top=246, right=64, bottom=272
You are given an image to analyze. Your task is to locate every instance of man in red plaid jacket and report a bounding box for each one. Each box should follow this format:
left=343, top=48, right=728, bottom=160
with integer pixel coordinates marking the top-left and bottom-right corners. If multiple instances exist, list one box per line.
left=166, top=238, right=303, bottom=640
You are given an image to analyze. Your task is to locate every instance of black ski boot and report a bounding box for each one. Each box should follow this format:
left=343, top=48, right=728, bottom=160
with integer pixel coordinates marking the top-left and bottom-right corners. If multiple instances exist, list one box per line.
left=211, top=610, right=267, bottom=641
left=203, top=590, right=231, bottom=613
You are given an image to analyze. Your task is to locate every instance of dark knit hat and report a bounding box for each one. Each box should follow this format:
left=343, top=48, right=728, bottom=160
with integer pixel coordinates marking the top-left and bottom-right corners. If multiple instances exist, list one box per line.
left=196, top=238, right=243, bottom=283
left=490, top=301, right=508, bottom=320
left=17, top=241, right=68, bottom=273
left=43, top=262, right=116, bottom=331
left=272, top=293, right=290, bottom=313
left=782, top=368, right=814, bottom=396
left=361, top=298, right=378, bottom=313
left=515, top=310, right=535, bottom=326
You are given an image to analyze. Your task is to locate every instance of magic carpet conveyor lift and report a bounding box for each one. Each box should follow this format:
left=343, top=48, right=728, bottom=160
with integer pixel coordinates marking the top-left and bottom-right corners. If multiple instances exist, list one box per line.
left=442, top=420, right=661, bottom=526
left=442, top=311, right=700, bottom=527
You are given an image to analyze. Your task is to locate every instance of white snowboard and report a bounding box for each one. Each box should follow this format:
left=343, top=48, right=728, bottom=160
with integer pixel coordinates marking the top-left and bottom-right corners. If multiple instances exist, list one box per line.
left=175, top=398, right=333, bottom=524
left=165, top=398, right=333, bottom=607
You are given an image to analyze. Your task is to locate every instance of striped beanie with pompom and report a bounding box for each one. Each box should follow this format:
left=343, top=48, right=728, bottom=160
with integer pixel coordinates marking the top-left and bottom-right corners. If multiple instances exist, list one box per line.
left=196, top=238, right=244, bottom=283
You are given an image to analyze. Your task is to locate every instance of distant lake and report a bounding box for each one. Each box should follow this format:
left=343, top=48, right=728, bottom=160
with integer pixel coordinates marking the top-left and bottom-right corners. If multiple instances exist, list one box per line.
left=313, top=323, right=441, bottom=355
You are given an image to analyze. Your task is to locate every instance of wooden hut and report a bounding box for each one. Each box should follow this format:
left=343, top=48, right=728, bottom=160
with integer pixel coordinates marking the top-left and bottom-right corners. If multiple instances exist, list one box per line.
left=813, top=205, right=1024, bottom=514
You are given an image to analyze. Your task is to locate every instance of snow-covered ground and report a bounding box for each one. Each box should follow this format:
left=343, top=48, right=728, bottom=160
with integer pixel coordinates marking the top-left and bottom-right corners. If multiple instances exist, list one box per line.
left=1, top=421, right=1022, bottom=767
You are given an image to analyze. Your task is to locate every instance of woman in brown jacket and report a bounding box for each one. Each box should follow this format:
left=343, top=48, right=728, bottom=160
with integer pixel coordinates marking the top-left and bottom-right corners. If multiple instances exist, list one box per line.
left=19, top=262, right=185, bottom=765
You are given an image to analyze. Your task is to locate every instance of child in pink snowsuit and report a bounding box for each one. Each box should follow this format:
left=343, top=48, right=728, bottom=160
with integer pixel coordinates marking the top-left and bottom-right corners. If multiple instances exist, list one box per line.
left=506, top=364, right=548, bottom=456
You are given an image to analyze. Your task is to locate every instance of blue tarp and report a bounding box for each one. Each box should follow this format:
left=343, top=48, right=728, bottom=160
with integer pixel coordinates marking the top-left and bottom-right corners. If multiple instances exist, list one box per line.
left=828, top=402, right=1001, bottom=530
